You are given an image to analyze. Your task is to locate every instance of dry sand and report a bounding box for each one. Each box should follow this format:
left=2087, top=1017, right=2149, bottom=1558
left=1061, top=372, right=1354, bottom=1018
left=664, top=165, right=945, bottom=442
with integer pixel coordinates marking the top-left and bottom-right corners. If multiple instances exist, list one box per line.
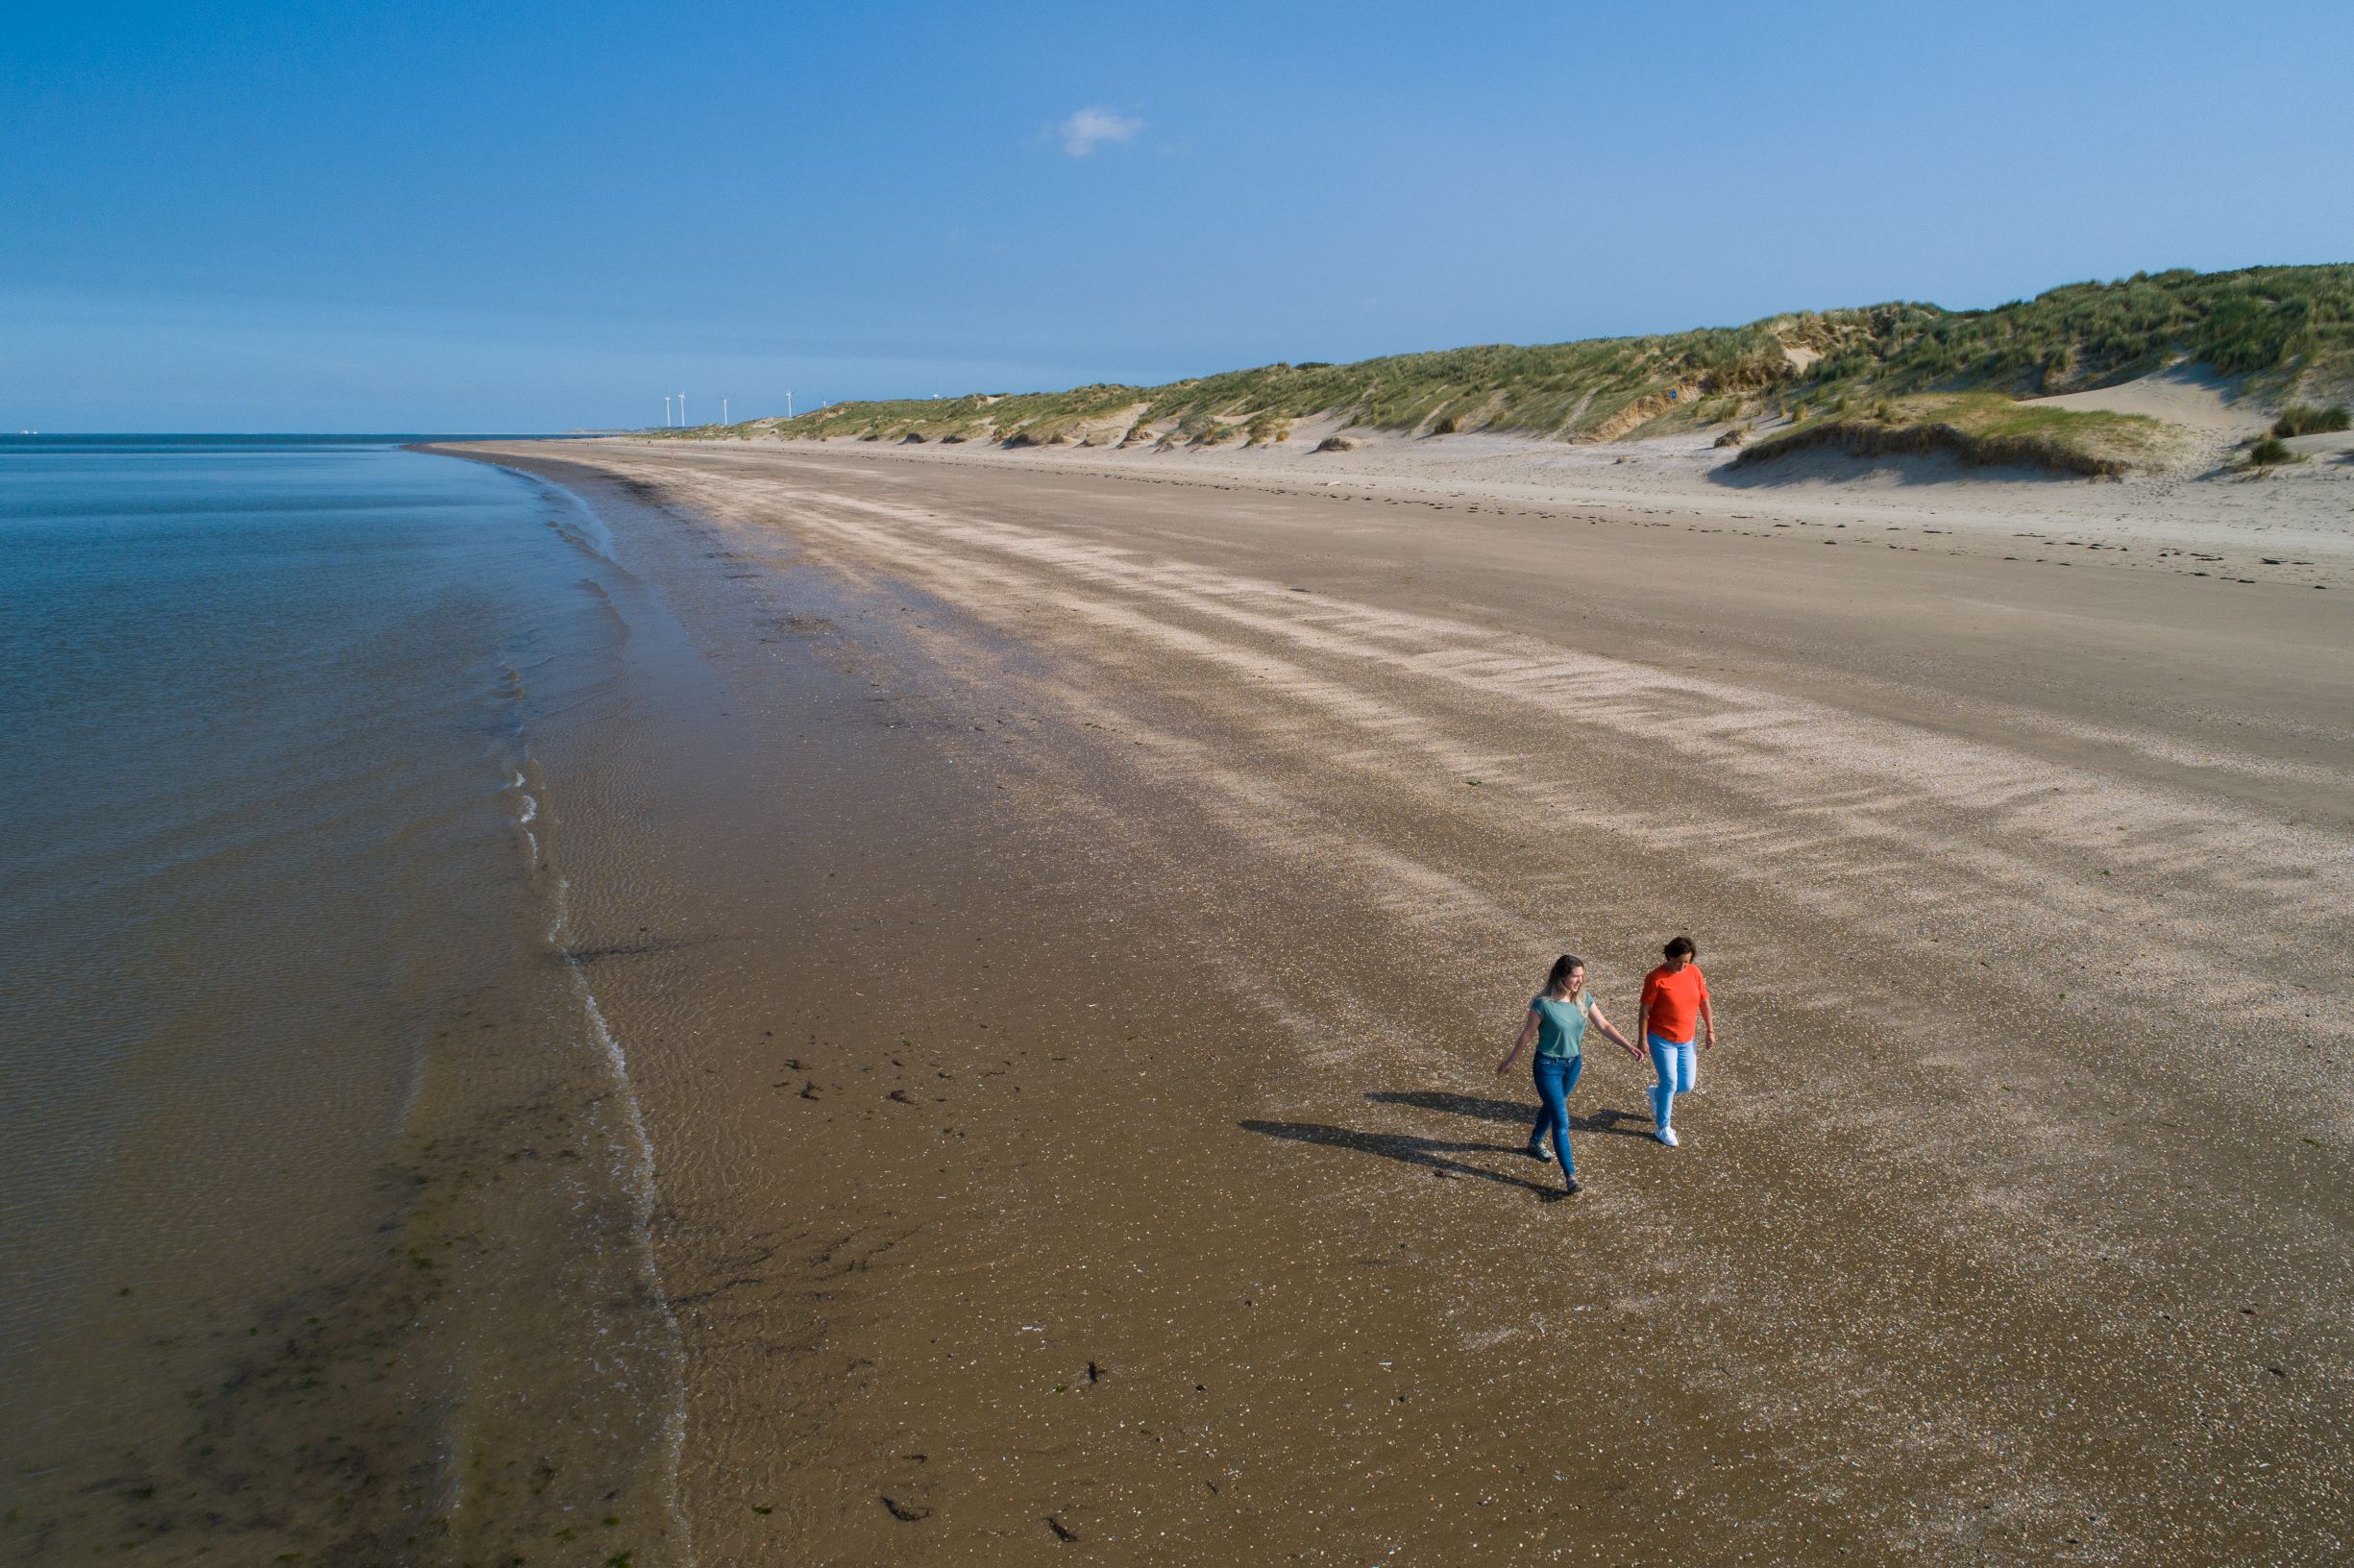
left=678, top=367, right=2354, bottom=591
left=449, top=436, right=2353, bottom=1566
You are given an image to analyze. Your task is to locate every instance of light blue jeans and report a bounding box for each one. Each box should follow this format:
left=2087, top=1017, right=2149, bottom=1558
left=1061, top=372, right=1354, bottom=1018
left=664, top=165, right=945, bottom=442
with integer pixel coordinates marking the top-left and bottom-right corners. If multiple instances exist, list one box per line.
left=1527, top=1053, right=1583, bottom=1183
left=1648, top=1034, right=1697, bottom=1132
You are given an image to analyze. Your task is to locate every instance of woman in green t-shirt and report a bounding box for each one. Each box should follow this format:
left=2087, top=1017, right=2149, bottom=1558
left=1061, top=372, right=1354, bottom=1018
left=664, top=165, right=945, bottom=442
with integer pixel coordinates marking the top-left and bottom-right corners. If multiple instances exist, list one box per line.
left=1496, top=954, right=1639, bottom=1196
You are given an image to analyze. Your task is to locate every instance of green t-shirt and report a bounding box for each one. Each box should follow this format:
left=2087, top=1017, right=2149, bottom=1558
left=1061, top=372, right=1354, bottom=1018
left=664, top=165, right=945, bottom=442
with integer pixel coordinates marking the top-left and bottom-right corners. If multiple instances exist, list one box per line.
left=1529, top=991, right=1594, bottom=1060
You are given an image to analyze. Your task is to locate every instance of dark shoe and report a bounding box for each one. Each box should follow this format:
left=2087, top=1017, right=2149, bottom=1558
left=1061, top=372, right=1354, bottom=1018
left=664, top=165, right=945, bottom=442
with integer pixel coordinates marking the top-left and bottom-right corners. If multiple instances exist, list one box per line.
left=1523, top=1143, right=1549, bottom=1161
left=1564, top=1177, right=1582, bottom=1196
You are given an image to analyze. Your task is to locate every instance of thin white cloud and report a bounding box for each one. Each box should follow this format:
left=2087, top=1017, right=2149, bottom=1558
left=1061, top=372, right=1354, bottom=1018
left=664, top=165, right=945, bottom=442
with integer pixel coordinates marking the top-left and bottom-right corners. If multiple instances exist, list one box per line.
left=1057, top=107, right=1142, bottom=158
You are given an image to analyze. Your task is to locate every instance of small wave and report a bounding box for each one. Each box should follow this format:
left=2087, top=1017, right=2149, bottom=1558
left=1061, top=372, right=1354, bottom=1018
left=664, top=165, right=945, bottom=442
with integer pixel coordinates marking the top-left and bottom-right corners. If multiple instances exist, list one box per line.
left=570, top=979, right=693, bottom=1562
left=529, top=793, right=691, bottom=1562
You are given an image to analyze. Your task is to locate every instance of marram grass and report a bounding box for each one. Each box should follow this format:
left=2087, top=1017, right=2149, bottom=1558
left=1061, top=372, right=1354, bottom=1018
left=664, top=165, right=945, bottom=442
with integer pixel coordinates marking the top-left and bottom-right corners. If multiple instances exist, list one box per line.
left=666, top=264, right=2352, bottom=476
left=1733, top=394, right=2182, bottom=478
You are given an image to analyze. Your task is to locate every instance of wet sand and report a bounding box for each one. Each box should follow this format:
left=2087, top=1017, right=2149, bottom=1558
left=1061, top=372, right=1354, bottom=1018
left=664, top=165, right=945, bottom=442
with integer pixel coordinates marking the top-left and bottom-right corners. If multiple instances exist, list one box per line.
left=449, top=439, right=2353, bottom=1565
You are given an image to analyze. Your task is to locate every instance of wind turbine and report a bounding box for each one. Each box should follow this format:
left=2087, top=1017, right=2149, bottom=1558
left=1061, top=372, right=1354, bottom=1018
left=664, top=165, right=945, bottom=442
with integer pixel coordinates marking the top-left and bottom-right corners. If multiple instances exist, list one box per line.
left=786, top=390, right=794, bottom=419
left=723, top=397, right=729, bottom=424
left=679, top=390, right=687, bottom=426
left=664, top=394, right=673, bottom=427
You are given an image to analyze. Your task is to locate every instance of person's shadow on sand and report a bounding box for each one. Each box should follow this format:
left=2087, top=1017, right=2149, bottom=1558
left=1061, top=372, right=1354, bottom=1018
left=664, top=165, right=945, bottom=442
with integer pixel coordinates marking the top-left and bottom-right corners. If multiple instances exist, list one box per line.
left=1365, top=1089, right=1655, bottom=1141
left=1238, top=1119, right=1554, bottom=1192
left=1238, top=1089, right=1653, bottom=1194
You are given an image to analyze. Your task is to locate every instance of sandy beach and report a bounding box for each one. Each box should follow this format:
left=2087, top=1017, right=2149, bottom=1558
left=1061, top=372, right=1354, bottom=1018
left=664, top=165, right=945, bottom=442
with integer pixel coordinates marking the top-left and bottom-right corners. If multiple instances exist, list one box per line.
left=13, top=8, right=2347, bottom=1563
left=445, top=435, right=2354, bottom=1565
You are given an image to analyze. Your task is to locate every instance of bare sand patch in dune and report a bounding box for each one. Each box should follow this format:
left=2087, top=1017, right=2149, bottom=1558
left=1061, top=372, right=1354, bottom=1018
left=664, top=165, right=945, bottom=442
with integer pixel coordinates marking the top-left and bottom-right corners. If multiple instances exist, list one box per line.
left=2027, top=362, right=2272, bottom=435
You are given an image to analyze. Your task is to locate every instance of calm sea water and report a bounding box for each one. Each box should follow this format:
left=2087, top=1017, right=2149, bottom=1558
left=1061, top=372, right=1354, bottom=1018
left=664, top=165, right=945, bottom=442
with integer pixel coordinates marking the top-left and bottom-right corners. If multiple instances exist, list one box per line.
left=0, top=436, right=687, bottom=1563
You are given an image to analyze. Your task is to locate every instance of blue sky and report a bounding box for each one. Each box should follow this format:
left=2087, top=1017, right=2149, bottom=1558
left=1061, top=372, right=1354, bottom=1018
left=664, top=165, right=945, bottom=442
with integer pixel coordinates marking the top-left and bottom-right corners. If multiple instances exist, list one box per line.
left=6, top=0, right=2350, bottom=431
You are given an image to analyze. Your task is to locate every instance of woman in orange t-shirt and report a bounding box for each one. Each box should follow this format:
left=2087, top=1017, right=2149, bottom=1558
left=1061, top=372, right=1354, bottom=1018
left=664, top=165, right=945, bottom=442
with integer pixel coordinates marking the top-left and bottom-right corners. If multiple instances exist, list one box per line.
left=1636, top=936, right=1715, bottom=1148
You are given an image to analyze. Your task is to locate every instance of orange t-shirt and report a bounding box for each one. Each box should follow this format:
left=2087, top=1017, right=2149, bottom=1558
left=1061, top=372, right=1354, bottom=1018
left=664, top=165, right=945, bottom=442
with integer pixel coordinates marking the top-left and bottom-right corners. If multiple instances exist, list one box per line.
left=1640, top=963, right=1708, bottom=1043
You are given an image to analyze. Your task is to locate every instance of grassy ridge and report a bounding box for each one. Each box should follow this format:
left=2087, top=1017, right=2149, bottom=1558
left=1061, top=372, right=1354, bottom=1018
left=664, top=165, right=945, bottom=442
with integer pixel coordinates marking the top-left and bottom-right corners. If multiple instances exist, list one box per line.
left=675, top=264, right=2354, bottom=473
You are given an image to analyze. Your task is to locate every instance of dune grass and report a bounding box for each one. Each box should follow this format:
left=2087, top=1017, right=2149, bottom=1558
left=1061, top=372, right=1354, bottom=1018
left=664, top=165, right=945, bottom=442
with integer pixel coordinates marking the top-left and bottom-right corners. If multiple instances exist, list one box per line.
left=1733, top=393, right=2179, bottom=478
left=668, top=264, right=2354, bottom=474
left=2273, top=402, right=2351, bottom=436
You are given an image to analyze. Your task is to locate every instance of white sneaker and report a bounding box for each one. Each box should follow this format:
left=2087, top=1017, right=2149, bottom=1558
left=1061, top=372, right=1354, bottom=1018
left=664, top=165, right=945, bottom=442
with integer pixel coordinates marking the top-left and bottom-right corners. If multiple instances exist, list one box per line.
left=1657, top=1126, right=1680, bottom=1147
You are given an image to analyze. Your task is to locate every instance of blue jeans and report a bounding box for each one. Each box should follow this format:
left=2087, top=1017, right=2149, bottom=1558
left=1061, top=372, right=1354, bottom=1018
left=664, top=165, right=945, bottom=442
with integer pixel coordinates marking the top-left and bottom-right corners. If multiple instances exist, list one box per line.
left=1527, top=1053, right=1584, bottom=1183
left=1648, top=1034, right=1697, bottom=1131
